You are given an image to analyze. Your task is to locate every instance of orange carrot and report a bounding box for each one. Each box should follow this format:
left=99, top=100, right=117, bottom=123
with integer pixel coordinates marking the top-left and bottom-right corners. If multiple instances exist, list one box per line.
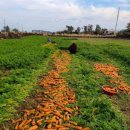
left=75, top=106, right=79, bottom=110
left=68, top=100, right=75, bottom=104
left=45, top=111, right=52, bottom=115
left=37, top=119, right=43, bottom=126
left=70, top=125, right=82, bottom=130
left=28, top=125, right=38, bottom=130
left=83, top=127, right=90, bottom=130
left=15, top=123, right=19, bottom=130
left=54, top=111, right=63, bottom=118
left=19, top=120, right=27, bottom=128
left=63, top=124, right=71, bottom=127
left=58, top=118, right=62, bottom=125
left=32, top=119, right=36, bottom=126
left=69, top=121, right=77, bottom=126
left=64, top=107, right=73, bottom=113
left=64, top=114, right=69, bottom=121
left=54, top=124, right=64, bottom=128
left=47, top=123, right=52, bottom=129
left=23, top=125, right=29, bottom=129
left=46, top=118, right=56, bottom=123
left=24, top=109, right=35, bottom=116
left=12, top=118, right=22, bottom=124
left=24, top=119, right=32, bottom=125
left=35, top=113, right=45, bottom=118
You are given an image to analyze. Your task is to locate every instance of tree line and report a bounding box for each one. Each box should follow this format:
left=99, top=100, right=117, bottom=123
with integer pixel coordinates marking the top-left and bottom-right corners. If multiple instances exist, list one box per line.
left=57, top=23, right=130, bottom=37
left=1, top=22, right=130, bottom=38
left=58, top=25, right=112, bottom=35
left=117, top=23, right=130, bottom=38
left=1, top=26, right=19, bottom=33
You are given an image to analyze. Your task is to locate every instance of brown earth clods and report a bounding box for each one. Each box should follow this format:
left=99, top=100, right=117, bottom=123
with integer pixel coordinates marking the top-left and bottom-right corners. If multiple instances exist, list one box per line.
left=8, top=50, right=89, bottom=130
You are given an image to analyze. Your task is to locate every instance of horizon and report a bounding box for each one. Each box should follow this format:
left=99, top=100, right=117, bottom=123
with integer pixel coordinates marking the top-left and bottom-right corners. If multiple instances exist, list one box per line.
left=0, top=0, right=130, bottom=32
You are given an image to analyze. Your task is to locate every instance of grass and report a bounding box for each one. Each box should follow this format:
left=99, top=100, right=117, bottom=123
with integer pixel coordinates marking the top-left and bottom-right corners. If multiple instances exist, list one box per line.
left=0, top=36, right=57, bottom=123
left=56, top=37, right=130, bottom=129
left=0, top=36, right=130, bottom=129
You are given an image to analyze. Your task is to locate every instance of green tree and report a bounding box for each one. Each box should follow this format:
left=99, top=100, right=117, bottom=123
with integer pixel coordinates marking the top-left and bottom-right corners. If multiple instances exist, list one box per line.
left=1, top=25, right=10, bottom=32
left=88, top=24, right=93, bottom=34
left=127, top=22, right=130, bottom=31
left=84, top=26, right=88, bottom=34
left=101, top=28, right=108, bottom=35
left=66, top=25, right=74, bottom=34
left=95, top=25, right=101, bottom=35
left=12, top=28, right=19, bottom=32
left=4, top=26, right=10, bottom=32
left=75, top=27, right=80, bottom=34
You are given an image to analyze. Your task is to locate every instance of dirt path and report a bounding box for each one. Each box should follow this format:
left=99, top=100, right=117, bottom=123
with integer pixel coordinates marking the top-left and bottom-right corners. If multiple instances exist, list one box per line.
left=7, top=50, right=89, bottom=130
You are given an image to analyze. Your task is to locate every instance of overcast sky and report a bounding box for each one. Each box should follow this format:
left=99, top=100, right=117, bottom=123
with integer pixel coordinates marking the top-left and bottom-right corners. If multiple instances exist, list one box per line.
left=0, top=0, right=130, bottom=32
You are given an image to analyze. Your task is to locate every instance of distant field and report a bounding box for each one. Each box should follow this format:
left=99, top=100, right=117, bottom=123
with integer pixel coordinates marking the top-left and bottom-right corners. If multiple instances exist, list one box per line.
left=0, top=36, right=130, bottom=129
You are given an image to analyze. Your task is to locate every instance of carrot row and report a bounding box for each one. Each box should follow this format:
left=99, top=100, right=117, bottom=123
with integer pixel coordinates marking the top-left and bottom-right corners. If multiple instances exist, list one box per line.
left=95, top=63, right=130, bottom=94
left=9, top=51, right=90, bottom=130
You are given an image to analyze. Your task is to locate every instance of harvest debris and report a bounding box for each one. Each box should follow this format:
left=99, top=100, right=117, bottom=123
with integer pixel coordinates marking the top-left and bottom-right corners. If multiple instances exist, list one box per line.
left=11, top=50, right=89, bottom=130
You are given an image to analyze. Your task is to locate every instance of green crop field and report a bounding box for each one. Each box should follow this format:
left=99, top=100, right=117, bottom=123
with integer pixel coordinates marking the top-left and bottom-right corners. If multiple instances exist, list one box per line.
left=58, top=37, right=130, bottom=130
left=0, top=36, right=56, bottom=123
left=0, top=36, right=130, bottom=129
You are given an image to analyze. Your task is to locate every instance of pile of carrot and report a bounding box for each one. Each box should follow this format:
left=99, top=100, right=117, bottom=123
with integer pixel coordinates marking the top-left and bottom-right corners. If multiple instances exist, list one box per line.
left=103, top=86, right=117, bottom=94
left=10, top=50, right=90, bottom=130
left=95, top=63, right=130, bottom=95
left=94, top=63, right=120, bottom=78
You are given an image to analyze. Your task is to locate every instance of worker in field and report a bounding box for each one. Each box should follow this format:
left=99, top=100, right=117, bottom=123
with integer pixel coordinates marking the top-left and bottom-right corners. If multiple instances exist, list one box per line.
left=68, top=43, right=77, bottom=54
left=47, top=38, right=51, bottom=43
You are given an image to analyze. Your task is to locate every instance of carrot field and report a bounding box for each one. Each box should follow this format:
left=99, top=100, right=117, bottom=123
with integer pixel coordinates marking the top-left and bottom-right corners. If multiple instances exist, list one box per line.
left=0, top=36, right=130, bottom=130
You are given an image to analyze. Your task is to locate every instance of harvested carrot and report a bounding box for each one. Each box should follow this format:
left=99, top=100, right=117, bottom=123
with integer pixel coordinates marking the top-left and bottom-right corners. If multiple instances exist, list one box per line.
left=69, top=121, right=77, bottom=126
left=46, top=119, right=56, bottom=123
left=9, top=51, right=89, bottom=130
left=32, top=119, right=36, bottom=126
left=56, top=116, right=60, bottom=120
left=47, top=123, right=52, bottom=129
left=74, top=106, right=79, bottom=110
left=64, top=114, right=69, bottom=121
left=28, top=125, right=38, bottom=130
left=64, top=107, right=73, bottom=113
left=54, top=124, right=64, bottom=128
left=23, top=125, right=29, bottom=129
left=58, top=118, right=62, bottom=125
left=68, top=100, right=75, bottom=104
left=83, top=127, right=90, bottom=130
left=37, top=119, right=43, bottom=125
left=15, top=123, right=19, bottom=130
left=24, top=113, right=28, bottom=120
left=54, top=111, right=63, bottom=118
left=12, top=118, right=22, bottom=124
left=45, top=111, right=52, bottom=115
left=63, top=124, right=71, bottom=127
left=24, top=119, right=32, bottom=125
left=70, top=125, right=82, bottom=130
left=47, top=116, right=57, bottom=123
left=58, top=127, right=69, bottom=130
left=24, top=109, right=35, bottom=116
left=19, top=120, right=27, bottom=128
left=95, top=63, right=130, bottom=95
left=35, top=113, right=45, bottom=118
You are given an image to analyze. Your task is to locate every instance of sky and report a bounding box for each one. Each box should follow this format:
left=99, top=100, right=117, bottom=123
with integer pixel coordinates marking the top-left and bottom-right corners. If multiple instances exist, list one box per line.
left=0, top=0, right=130, bottom=32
